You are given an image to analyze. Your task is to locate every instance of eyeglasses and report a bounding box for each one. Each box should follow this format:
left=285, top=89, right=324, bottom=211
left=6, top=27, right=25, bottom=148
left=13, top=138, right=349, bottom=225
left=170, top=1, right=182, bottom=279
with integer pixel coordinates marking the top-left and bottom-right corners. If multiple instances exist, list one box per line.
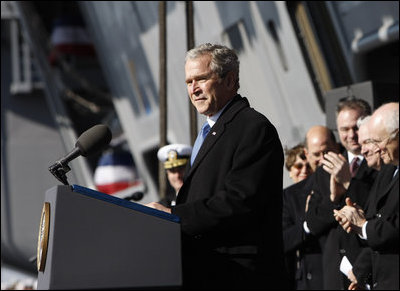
left=292, top=163, right=310, bottom=170
left=370, top=128, right=399, bottom=147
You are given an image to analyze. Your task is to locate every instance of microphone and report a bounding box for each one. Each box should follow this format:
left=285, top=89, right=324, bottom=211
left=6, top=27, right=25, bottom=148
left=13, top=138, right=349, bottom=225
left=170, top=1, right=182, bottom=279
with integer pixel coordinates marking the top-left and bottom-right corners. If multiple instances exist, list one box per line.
left=49, top=124, right=112, bottom=185
left=124, top=191, right=144, bottom=202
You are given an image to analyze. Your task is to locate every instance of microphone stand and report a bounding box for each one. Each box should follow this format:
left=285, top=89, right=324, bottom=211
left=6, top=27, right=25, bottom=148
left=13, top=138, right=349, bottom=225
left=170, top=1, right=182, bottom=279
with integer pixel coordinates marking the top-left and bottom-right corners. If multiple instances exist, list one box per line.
left=47, top=124, right=112, bottom=186
left=48, top=147, right=81, bottom=185
left=48, top=161, right=71, bottom=185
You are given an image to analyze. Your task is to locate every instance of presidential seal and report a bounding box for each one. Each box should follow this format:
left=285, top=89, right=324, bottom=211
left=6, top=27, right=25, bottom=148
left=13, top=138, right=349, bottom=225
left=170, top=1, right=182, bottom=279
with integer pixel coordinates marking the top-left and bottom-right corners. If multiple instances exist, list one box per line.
left=37, top=202, right=50, bottom=272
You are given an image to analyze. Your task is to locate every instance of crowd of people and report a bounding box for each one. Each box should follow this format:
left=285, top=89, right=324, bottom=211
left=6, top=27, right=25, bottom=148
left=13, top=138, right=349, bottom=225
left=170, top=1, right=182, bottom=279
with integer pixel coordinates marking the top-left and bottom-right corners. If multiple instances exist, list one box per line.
left=145, top=43, right=398, bottom=290
left=283, top=100, right=399, bottom=290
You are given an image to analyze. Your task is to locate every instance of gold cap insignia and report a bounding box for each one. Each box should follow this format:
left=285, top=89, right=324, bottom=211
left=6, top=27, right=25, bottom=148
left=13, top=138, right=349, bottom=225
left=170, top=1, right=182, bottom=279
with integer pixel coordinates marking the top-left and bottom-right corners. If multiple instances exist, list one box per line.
left=164, top=150, right=188, bottom=169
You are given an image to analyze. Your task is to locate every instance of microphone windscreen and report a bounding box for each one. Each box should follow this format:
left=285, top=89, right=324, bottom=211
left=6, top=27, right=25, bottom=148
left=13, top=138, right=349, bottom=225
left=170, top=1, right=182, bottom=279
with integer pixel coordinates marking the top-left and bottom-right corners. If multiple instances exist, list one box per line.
left=75, top=124, right=112, bottom=157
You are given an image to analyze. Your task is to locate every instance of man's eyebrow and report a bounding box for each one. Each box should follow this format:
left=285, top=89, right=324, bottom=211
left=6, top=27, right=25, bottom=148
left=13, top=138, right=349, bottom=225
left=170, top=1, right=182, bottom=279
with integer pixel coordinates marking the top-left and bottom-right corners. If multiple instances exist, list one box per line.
left=186, top=72, right=213, bottom=83
left=363, top=139, right=374, bottom=143
left=339, top=126, right=358, bottom=130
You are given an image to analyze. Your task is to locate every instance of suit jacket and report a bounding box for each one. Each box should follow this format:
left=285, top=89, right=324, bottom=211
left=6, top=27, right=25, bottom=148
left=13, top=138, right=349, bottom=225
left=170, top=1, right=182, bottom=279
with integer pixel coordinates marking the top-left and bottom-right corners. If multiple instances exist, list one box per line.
left=353, top=164, right=399, bottom=290
left=305, top=157, right=378, bottom=289
left=282, top=177, right=324, bottom=290
left=172, top=95, right=286, bottom=290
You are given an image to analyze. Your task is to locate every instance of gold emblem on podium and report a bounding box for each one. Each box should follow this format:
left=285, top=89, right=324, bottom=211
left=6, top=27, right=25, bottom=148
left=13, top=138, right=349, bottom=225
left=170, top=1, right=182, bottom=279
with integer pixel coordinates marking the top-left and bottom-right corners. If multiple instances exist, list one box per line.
left=37, top=202, right=50, bottom=272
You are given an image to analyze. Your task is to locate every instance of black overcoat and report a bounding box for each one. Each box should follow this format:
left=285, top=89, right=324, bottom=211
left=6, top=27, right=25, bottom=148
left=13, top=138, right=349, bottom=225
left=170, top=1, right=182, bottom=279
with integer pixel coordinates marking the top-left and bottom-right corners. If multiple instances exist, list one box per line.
left=172, top=95, right=286, bottom=290
left=305, top=157, right=377, bottom=289
left=282, top=176, right=324, bottom=290
left=353, top=165, right=399, bottom=290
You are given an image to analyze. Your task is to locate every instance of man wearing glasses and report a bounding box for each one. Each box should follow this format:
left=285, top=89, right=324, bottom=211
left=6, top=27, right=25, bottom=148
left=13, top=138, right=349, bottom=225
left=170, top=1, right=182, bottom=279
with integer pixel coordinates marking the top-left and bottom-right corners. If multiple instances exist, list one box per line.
left=305, top=98, right=379, bottom=289
left=334, top=102, right=399, bottom=290
left=282, top=126, right=339, bottom=290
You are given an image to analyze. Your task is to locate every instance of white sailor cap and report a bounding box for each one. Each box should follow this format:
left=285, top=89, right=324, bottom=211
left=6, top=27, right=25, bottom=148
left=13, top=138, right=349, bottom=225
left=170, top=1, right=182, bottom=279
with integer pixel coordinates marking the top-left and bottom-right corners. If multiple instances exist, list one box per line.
left=157, top=144, right=193, bottom=169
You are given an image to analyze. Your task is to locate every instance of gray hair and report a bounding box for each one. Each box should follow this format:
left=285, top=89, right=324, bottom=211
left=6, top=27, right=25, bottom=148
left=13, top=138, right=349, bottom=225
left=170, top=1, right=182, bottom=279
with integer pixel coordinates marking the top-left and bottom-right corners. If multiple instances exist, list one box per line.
left=185, top=43, right=240, bottom=90
left=357, top=115, right=371, bottom=128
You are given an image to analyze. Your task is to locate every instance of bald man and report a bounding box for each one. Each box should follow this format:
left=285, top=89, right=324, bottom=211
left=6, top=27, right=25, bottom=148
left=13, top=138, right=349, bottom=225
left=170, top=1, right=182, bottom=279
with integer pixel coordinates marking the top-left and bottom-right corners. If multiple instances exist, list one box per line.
left=282, top=125, right=338, bottom=290
left=357, top=116, right=382, bottom=171
left=304, top=125, right=340, bottom=172
left=335, top=102, right=399, bottom=290
left=305, top=98, right=379, bottom=289
left=311, top=115, right=383, bottom=290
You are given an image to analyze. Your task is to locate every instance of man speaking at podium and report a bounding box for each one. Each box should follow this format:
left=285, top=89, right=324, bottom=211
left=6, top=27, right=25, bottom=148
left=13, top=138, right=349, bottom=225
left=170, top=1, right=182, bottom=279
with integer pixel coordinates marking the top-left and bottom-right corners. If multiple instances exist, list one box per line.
left=146, top=43, right=286, bottom=289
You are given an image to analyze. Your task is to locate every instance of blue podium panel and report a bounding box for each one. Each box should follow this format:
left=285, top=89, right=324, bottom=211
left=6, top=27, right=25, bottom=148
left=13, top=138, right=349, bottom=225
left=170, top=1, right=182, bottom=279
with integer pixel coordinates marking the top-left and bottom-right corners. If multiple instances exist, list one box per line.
left=37, top=185, right=182, bottom=290
left=72, top=184, right=181, bottom=223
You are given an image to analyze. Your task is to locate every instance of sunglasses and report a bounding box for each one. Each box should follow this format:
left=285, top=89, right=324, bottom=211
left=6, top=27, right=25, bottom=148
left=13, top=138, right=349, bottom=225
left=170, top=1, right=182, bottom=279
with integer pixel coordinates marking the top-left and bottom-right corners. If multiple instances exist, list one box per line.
left=292, top=163, right=310, bottom=170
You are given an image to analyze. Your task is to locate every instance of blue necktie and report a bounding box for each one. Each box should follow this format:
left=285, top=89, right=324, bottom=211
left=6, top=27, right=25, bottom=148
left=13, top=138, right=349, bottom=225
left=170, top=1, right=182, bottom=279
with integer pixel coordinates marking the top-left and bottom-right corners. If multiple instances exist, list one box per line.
left=191, top=122, right=211, bottom=165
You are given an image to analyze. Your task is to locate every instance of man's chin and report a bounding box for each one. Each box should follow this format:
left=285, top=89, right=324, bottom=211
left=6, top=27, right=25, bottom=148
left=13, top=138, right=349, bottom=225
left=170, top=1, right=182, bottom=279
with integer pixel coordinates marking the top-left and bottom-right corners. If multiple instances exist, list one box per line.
left=195, top=107, right=211, bottom=116
left=194, top=105, right=206, bottom=114
left=350, top=145, right=361, bottom=153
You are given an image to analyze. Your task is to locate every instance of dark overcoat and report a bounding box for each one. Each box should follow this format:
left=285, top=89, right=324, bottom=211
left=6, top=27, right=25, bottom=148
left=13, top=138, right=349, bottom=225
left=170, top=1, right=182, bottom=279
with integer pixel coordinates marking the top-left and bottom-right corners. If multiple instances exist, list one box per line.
left=282, top=176, right=324, bottom=290
left=172, top=94, right=286, bottom=290
left=305, top=157, right=377, bottom=289
left=353, top=165, right=399, bottom=290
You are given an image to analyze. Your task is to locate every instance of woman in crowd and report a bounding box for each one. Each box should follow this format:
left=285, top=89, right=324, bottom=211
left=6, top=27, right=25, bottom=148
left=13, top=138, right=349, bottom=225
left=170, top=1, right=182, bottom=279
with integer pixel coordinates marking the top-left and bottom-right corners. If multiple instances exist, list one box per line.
left=285, top=144, right=313, bottom=183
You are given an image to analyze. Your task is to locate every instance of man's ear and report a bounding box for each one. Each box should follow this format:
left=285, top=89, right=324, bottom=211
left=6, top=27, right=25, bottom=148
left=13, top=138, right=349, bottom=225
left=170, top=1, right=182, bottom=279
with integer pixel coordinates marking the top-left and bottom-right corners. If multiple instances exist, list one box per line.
left=224, top=71, right=236, bottom=90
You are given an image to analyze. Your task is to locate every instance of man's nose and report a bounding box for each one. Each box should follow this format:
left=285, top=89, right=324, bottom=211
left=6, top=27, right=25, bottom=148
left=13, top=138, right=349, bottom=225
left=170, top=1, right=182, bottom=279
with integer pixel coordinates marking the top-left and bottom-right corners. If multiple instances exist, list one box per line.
left=301, top=164, right=310, bottom=173
left=349, top=128, right=357, bottom=139
left=189, top=80, right=199, bottom=94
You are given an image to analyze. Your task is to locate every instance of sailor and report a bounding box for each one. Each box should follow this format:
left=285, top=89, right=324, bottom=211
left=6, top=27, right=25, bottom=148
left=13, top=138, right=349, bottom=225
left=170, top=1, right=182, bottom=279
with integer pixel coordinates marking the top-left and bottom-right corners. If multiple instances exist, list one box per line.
left=157, top=143, right=192, bottom=206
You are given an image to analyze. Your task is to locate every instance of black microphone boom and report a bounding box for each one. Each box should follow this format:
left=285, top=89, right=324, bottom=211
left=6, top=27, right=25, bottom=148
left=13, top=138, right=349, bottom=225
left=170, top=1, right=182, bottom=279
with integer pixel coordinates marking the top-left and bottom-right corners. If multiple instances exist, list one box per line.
left=49, top=124, right=112, bottom=185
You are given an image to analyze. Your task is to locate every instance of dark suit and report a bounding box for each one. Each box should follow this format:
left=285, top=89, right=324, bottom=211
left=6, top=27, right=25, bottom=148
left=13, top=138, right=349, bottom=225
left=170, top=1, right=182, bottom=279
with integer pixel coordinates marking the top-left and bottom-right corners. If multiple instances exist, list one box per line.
left=172, top=95, right=286, bottom=290
left=282, top=177, right=324, bottom=290
left=305, top=157, right=378, bottom=289
left=353, top=165, right=399, bottom=290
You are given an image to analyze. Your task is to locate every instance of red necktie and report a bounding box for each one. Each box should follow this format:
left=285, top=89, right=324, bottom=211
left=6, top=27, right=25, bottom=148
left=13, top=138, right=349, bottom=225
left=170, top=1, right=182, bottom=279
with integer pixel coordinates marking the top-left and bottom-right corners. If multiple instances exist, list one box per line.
left=350, top=157, right=360, bottom=177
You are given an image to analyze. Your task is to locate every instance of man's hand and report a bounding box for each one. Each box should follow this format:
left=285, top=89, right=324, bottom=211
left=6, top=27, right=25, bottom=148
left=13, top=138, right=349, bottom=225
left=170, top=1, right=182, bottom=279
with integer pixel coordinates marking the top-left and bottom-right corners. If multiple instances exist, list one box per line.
left=305, top=191, right=313, bottom=213
left=333, top=198, right=366, bottom=235
left=145, top=202, right=171, bottom=214
left=348, top=282, right=363, bottom=290
left=347, top=269, right=357, bottom=284
left=321, top=152, right=351, bottom=189
left=329, top=173, right=347, bottom=203
left=347, top=269, right=365, bottom=290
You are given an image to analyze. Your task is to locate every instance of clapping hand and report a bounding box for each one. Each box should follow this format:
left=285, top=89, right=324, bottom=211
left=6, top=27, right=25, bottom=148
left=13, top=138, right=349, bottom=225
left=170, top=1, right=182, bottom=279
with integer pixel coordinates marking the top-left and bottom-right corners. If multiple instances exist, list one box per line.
left=333, top=198, right=366, bottom=235
left=321, top=152, right=351, bottom=189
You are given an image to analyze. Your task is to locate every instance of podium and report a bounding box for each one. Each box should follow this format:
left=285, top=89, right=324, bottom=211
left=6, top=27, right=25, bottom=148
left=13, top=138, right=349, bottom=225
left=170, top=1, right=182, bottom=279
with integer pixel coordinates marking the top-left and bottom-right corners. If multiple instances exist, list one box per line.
left=37, top=185, right=182, bottom=289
